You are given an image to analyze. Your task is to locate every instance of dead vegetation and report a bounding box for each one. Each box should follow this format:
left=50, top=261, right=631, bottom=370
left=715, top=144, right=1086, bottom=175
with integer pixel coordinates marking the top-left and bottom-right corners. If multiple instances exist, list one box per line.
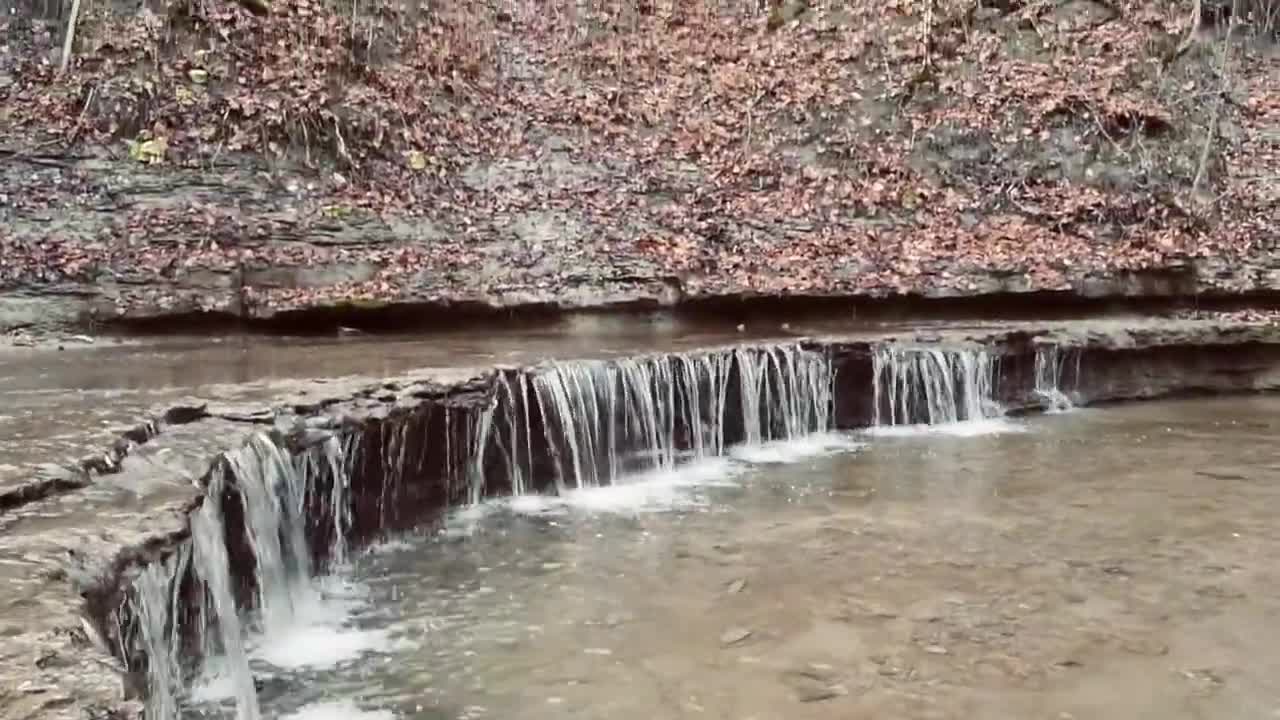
left=0, top=0, right=1276, bottom=308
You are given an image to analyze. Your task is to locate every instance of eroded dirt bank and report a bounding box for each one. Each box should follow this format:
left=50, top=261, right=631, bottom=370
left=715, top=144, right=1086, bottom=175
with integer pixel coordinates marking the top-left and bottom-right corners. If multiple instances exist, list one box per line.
left=3, top=316, right=1280, bottom=719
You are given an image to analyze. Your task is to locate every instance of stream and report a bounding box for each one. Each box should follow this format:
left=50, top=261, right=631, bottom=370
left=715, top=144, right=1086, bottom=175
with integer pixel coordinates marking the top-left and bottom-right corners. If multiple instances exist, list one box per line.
left=6, top=319, right=1279, bottom=720
left=193, top=396, right=1280, bottom=720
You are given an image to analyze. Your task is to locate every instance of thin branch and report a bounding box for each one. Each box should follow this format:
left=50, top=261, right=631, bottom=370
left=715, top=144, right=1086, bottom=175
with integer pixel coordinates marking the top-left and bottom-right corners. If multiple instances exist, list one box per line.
left=58, top=0, right=84, bottom=75
left=1191, top=0, right=1237, bottom=198
left=922, top=0, right=934, bottom=68
left=1175, top=0, right=1203, bottom=57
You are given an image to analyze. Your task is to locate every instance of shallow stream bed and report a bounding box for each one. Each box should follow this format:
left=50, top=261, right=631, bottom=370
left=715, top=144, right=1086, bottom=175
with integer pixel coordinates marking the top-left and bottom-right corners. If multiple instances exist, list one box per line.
left=209, top=396, right=1280, bottom=720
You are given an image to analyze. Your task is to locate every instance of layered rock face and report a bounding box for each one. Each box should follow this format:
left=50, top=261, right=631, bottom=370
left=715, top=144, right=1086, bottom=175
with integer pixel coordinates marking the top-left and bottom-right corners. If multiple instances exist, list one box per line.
left=1, top=1, right=1278, bottom=331
left=4, top=318, right=1280, bottom=719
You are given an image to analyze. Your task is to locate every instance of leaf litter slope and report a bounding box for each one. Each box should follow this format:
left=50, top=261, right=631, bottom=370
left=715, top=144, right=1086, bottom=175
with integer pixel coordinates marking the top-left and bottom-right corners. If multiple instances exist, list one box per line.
left=1, top=0, right=1277, bottom=316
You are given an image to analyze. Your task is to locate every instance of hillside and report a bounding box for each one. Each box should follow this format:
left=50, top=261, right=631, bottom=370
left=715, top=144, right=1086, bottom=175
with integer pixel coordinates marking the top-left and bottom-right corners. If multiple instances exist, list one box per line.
left=1, top=0, right=1277, bottom=331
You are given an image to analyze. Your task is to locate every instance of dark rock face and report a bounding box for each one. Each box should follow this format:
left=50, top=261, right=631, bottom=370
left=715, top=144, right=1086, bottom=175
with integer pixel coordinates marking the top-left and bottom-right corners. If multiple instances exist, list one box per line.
left=7, top=318, right=1280, bottom=720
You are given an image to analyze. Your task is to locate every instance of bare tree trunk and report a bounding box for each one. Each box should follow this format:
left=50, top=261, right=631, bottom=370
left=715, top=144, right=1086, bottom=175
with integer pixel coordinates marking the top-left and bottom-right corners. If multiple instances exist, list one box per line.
left=58, top=0, right=83, bottom=74
left=1176, top=0, right=1204, bottom=55
left=1191, top=0, right=1237, bottom=204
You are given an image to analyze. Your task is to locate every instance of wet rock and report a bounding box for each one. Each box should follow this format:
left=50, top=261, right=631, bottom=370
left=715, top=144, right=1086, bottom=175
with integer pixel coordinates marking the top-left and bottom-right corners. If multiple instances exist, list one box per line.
left=162, top=404, right=210, bottom=425
left=8, top=315, right=1280, bottom=720
left=792, top=681, right=848, bottom=703
left=1195, top=470, right=1249, bottom=481
left=1101, top=564, right=1132, bottom=577
left=782, top=663, right=847, bottom=702
left=719, top=627, right=752, bottom=646
left=1182, top=667, right=1226, bottom=694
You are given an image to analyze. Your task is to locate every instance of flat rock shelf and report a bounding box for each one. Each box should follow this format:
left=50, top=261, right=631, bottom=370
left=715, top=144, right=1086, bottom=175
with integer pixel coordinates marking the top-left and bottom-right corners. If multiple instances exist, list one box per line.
left=3, top=316, right=1280, bottom=720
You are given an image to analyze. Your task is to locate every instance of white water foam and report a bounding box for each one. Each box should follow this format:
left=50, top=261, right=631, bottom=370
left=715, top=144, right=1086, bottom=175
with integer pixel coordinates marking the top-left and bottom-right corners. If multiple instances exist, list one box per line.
left=358, top=537, right=418, bottom=556
left=523, top=456, right=745, bottom=514
left=728, top=431, right=863, bottom=464
left=250, top=576, right=401, bottom=670
left=188, top=657, right=242, bottom=705
left=282, top=699, right=397, bottom=720
left=444, top=456, right=743, bottom=528
left=192, top=575, right=408, bottom=705
left=445, top=432, right=864, bottom=529
left=863, top=417, right=1029, bottom=438
left=1034, top=343, right=1078, bottom=414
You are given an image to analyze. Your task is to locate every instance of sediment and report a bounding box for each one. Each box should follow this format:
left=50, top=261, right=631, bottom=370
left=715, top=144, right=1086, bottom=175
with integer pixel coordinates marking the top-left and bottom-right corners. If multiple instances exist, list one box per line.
left=4, top=317, right=1280, bottom=720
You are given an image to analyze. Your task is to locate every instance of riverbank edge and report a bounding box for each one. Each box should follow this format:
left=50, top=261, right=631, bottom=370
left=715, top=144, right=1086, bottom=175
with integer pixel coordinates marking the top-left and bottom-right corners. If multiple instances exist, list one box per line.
left=6, top=264, right=1280, bottom=342
left=6, top=317, right=1280, bottom=720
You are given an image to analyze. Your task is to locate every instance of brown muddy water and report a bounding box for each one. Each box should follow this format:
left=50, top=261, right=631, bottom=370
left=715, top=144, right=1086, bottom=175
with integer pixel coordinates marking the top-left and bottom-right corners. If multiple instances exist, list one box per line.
left=198, top=396, right=1280, bottom=720
left=0, top=315, right=784, bottom=489
left=0, top=312, right=1187, bottom=488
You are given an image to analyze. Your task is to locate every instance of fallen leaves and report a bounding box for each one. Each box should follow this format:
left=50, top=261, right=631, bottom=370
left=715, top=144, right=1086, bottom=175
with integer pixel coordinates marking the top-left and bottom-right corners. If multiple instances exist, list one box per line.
left=0, top=0, right=1275, bottom=317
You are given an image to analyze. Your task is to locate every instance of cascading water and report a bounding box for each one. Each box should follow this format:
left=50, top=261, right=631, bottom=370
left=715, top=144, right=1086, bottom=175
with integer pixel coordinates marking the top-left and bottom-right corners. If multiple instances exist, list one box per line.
left=1034, top=344, right=1076, bottom=412
left=116, top=342, right=834, bottom=718
left=227, top=434, right=316, bottom=633
left=295, top=434, right=355, bottom=567
left=736, top=346, right=832, bottom=445
left=123, top=431, right=353, bottom=720
left=871, top=344, right=1000, bottom=425
left=192, top=462, right=260, bottom=720
left=129, top=545, right=191, bottom=720
left=476, top=344, right=832, bottom=491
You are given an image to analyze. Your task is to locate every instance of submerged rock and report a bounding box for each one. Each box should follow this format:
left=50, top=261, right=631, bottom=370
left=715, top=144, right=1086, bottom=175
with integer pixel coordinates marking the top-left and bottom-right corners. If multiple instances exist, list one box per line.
left=719, top=627, right=753, bottom=646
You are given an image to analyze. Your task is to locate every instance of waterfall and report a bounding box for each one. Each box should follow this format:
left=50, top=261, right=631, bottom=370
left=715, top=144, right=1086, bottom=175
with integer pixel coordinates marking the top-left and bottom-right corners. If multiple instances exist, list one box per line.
left=192, top=463, right=260, bottom=720
left=483, top=343, right=832, bottom=490
left=735, top=346, right=833, bottom=443
left=1034, top=344, right=1077, bottom=412
left=469, top=373, right=541, bottom=503
left=228, top=434, right=315, bottom=633
left=129, top=545, right=190, bottom=720
left=469, top=392, right=499, bottom=506
left=871, top=344, right=1000, bottom=425
left=295, top=434, right=355, bottom=567
left=123, top=431, right=354, bottom=720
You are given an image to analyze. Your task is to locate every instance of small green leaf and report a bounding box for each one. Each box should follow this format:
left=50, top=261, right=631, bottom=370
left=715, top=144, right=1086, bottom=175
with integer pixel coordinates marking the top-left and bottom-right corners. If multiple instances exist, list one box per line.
left=128, top=136, right=168, bottom=164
